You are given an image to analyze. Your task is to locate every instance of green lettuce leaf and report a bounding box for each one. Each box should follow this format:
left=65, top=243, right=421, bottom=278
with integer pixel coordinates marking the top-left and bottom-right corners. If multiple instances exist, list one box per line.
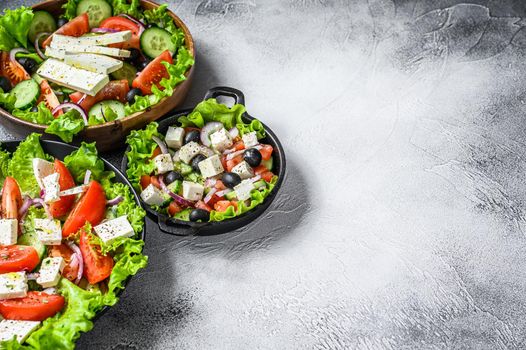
left=12, top=102, right=55, bottom=125
left=103, top=182, right=146, bottom=234
left=7, top=133, right=52, bottom=197
left=111, top=0, right=143, bottom=19
left=125, top=122, right=160, bottom=191
left=62, top=0, right=81, bottom=21
left=143, top=4, right=184, bottom=48
left=14, top=52, right=44, bottom=65
left=0, top=146, right=10, bottom=187
left=0, top=87, right=16, bottom=112
left=0, top=25, right=17, bottom=52
left=0, top=7, right=34, bottom=48
left=45, top=110, right=85, bottom=143
left=63, top=142, right=110, bottom=184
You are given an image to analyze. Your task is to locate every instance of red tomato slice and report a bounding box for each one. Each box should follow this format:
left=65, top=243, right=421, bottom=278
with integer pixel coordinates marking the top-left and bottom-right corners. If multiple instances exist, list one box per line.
left=69, top=80, right=129, bottom=112
left=2, top=176, right=22, bottom=220
left=214, top=200, right=237, bottom=212
left=42, top=14, right=90, bottom=48
left=254, top=165, right=275, bottom=183
left=140, top=175, right=151, bottom=190
left=79, top=230, right=113, bottom=284
left=99, top=17, right=141, bottom=50
left=48, top=160, right=76, bottom=218
left=150, top=175, right=161, bottom=189
left=0, top=292, right=65, bottom=321
left=62, top=180, right=106, bottom=237
left=151, top=146, right=162, bottom=159
left=0, top=52, right=30, bottom=86
left=49, top=244, right=79, bottom=282
left=233, top=141, right=245, bottom=151
left=214, top=180, right=226, bottom=191
left=226, top=155, right=243, bottom=172
left=0, top=246, right=39, bottom=274
left=37, top=80, right=62, bottom=116
left=195, top=200, right=212, bottom=212
left=168, top=201, right=183, bottom=216
left=132, top=50, right=173, bottom=95
left=259, top=145, right=273, bottom=161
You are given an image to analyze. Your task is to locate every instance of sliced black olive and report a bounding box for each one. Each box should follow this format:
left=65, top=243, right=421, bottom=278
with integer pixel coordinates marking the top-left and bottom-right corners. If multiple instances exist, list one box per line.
left=165, top=171, right=183, bottom=184
left=127, top=48, right=141, bottom=63
left=30, top=106, right=39, bottom=113
left=221, top=172, right=241, bottom=189
left=243, top=148, right=262, bottom=167
left=138, top=59, right=151, bottom=71
left=184, top=130, right=200, bottom=144
left=18, top=58, right=38, bottom=74
left=57, top=18, right=68, bottom=27
left=0, top=76, right=11, bottom=92
left=189, top=208, right=210, bottom=222
left=126, top=88, right=143, bottom=104
left=191, top=154, right=207, bottom=172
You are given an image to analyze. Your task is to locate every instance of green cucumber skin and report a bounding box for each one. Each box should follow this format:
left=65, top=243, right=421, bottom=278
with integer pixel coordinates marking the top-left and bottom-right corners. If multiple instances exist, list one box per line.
left=12, top=79, right=40, bottom=110
left=140, top=27, right=176, bottom=58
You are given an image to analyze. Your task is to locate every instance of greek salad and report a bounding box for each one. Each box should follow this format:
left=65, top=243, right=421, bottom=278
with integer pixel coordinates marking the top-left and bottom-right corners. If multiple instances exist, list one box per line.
left=126, top=98, right=277, bottom=222
left=0, top=134, right=147, bottom=348
left=0, top=1, right=194, bottom=142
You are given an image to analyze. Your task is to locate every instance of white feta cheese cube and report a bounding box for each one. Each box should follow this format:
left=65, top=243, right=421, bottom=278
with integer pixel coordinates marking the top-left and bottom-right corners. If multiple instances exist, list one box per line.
left=0, top=320, right=40, bottom=343
left=42, top=173, right=60, bottom=204
left=94, top=216, right=135, bottom=244
left=0, top=272, right=27, bottom=300
left=178, top=142, right=201, bottom=164
left=32, top=158, right=54, bottom=189
left=234, top=179, right=255, bottom=201
left=0, top=219, right=17, bottom=246
left=198, top=155, right=224, bottom=178
left=153, top=154, right=174, bottom=174
left=140, top=184, right=165, bottom=206
left=182, top=181, right=204, bottom=201
left=210, top=128, right=233, bottom=152
left=165, top=127, right=185, bottom=149
left=34, top=218, right=62, bottom=245
left=172, top=150, right=180, bottom=163
left=242, top=131, right=259, bottom=148
left=36, top=257, right=65, bottom=288
left=231, top=161, right=254, bottom=180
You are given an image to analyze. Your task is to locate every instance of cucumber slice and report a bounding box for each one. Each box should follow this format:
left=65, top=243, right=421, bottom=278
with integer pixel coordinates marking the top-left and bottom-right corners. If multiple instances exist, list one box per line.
left=11, top=79, right=40, bottom=109
left=18, top=228, right=46, bottom=259
left=88, top=100, right=126, bottom=125
left=77, top=0, right=112, bottom=28
left=140, top=27, right=176, bottom=58
left=31, top=73, right=44, bottom=85
left=28, top=11, right=57, bottom=43
left=167, top=180, right=182, bottom=195
left=225, top=191, right=237, bottom=200
left=252, top=180, right=266, bottom=189
left=261, top=157, right=273, bottom=171
left=175, top=162, right=193, bottom=176
left=111, top=62, right=137, bottom=86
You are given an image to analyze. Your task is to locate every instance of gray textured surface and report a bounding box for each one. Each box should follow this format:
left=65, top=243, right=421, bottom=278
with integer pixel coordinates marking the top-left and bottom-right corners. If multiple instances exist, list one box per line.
left=3, top=0, right=526, bottom=349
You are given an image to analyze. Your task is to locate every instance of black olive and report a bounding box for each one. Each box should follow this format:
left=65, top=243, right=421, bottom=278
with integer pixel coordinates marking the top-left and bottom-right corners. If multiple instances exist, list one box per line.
left=17, top=58, right=38, bottom=74
left=57, top=18, right=68, bottom=27
left=221, top=172, right=241, bottom=189
left=126, top=88, right=143, bottom=104
left=30, top=106, right=38, bottom=113
left=243, top=148, right=262, bottom=167
left=127, top=48, right=141, bottom=63
left=191, top=154, right=207, bottom=172
left=189, top=208, right=210, bottom=222
left=165, top=171, right=183, bottom=184
left=138, top=59, right=151, bottom=71
left=184, top=130, right=200, bottom=144
left=0, top=76, right=11, bottom=92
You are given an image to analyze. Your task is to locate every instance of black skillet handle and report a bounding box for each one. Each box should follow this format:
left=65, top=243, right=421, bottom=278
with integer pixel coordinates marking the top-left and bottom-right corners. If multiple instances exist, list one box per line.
left=157, top=214, right=208, bottom=236
left=203, top=86, right=245, bottom=106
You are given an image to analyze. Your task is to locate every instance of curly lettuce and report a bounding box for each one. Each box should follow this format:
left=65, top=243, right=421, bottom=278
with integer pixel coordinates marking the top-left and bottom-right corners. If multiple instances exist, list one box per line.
left=63, top=142, right=110, bottom=184
left=125, top=122, right=161, bottom=191
left=12, top=102, right=55, bottom=125
left=45, top=110, right=85, bottom=143
left=0, top=6, right=34, bottom=48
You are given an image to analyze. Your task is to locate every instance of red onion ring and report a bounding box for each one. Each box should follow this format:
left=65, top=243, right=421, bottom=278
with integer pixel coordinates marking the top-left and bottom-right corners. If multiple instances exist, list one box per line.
left=249, top=175, right=262, bottom=183
left=69, top=253, right=79, bottom=270
left=77, top=93, right=87, bottom=106
left=159, top=175, right=194, bottom=207
left=18, top=196, right=33, bottom=218
left=216, top=188, right=232, bottom=197
left=228, top=127, right=239, bottom=139
left=83, top=170, right=91, bottom=185
left=204, top=188, right=217, bottom=204
left=152, top=135, right=168, bottom=154
left=200, top=122, right=223, bottom=147
left=91, top=27, right=118, bottom=33
left=204, top=178, right=217, bottom=188
left=9, top=48, right=29, bottom=65
left=52, top=102, right=88, bottom=125
left=118, top=14, right=146, bottom=34
left=66, top=241, right=83, bottom=285
left=107, top=196, right=124, bottom=206
left=34, top=32, right=50, bottom=60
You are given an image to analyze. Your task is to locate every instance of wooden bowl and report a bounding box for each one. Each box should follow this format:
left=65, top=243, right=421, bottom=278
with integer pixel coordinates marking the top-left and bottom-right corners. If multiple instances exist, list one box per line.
left=0, top=0, right=195, bottom=152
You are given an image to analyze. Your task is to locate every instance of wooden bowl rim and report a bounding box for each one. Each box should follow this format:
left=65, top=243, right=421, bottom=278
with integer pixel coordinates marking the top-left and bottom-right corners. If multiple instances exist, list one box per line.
left=0, top=0, right=195, bottom=132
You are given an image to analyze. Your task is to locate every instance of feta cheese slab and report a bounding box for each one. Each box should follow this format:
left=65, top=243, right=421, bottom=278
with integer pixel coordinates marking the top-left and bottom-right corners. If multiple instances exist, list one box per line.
left=42, top=173, right=60, bottom=204
left=182, top=181, right=204, bottom=201
left=36, top=257, right=65, bottom=288
left=234, top=179, right=255, bottom=201
left=0, top=219, right=18, bottom=246
left=94, top=216, right=134, bottom=244
left=153, top=154, right=174, bottom=174
left=37, top=59, right=109, bottom=96
left=44, top=46, right=66, bottom=60
left=0, top=320, right=40, bottom=343
left=210, top=128, right=233, bottom=152
left=0, top=272, right=27, bottom=300
left=242, top=131, right=259, bottom=148
left=51, top=42, right=131, bottom=58
left=140, top=184, right=165, bottom=206
left=32, top=158, right=55, bottom=189
left=231, top=161, right=255, bottom=180
left=64, top=53, right=123, bottom=74
left=34, top=218, right=62, bottom=246
left=198, top=154, right=224, bottom=178
left=165, top=126, right=185, bottom=149
left=178, top=142, right=201, bottom=164
left=51, top=31, right=132, bottom=47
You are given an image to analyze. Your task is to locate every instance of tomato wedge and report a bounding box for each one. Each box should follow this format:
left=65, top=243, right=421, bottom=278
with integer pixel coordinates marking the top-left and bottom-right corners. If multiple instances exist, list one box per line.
left=79, top=230, right=113, bottom=284
left=37, top=80, right=62, bottom=116
left=0, top=292, right=65, bottom=321
left=48, top=160, right=76, bottom=218
left=62, top=180, right=106, bottom=237
left=69, top=80, right=129, bottom=112
left=195, top=200, right=212, bottom=212
left=0, top=246, right=39, bottom=274
left=49, top=244, right=79, bottom=282
left=0, top=52, right=30, bottom=86
left=259, top=145, right=273, bottom=161
left=226, top=155, right=243, bottom=172
left=99, top=16, right=141, bottom=50
left=42, top=14, right=90, bottom=48
left=254, top=165, right=274, bottom=183
left=214, top=200, right=237, bottom=212
left=140, top=175, right=152, bottom=190
left=2, top=176, right=22, bottom=220
left=168, top=201, right=183, bottom=216
left=132, top=50, right=173, bottom=95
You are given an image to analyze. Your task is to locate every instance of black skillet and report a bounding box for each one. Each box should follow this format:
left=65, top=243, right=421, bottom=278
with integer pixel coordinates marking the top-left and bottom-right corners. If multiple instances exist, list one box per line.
left=121, top=86, right=286, bottom=236
left=1, top=140, right=146, bottom=319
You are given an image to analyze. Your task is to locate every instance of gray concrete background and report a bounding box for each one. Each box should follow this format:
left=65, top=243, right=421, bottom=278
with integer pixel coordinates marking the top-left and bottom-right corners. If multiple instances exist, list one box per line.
left=3, top=0, right=526, bottom=349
